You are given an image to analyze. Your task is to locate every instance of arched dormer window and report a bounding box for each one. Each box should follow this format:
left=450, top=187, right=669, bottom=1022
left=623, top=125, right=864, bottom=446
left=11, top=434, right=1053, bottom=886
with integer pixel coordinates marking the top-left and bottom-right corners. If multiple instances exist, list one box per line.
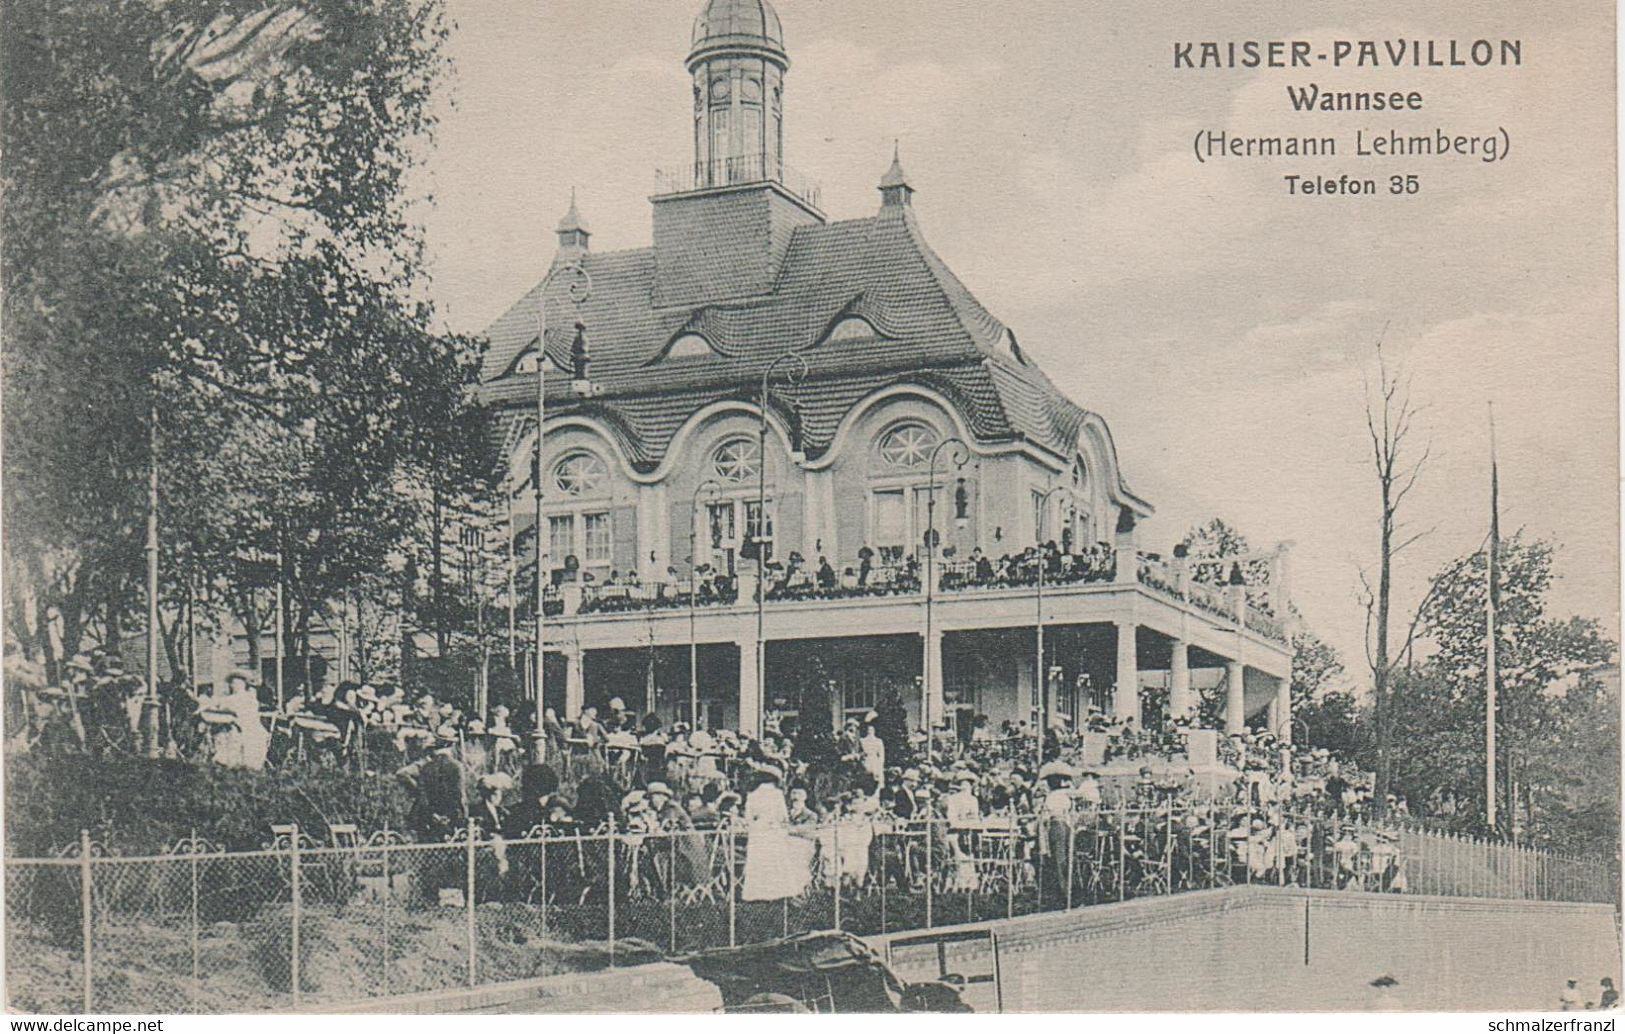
left=822, top=316, right=877, bottom=345
left=877, top=421, right=939, bottom=468
left=554, top=451, right=608, bottom=496
left=666, top=333, right=714, bottom=359
left=508, top=343, right=562, bottom=377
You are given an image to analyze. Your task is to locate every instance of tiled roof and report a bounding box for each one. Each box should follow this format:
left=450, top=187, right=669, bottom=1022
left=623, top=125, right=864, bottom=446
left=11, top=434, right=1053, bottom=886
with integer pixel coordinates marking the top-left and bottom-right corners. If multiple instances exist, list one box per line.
left=478, top=202, right=1097, bottom=473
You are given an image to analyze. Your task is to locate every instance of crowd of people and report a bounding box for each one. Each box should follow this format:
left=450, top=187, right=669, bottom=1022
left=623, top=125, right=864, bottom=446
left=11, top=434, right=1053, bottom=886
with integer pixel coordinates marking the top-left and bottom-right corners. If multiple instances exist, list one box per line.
left=13, top=646, right=1422, bottom=910
left=564, top=539, right=1125, bottom=617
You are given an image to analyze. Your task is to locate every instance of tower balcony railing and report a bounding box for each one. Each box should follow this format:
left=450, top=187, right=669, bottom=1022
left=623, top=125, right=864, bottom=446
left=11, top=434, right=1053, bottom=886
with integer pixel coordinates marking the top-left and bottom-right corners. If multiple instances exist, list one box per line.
left=654, top=152, right=823, bottom=210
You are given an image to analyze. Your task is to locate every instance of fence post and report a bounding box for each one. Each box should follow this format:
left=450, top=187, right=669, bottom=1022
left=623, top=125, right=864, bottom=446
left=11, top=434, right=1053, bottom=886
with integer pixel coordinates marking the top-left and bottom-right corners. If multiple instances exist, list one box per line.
left=924, top=816, right=934, bottom=930
left=1006, top=808, right=1016, bottom=920
left=189, top=829, right=200, bottom=1013
left=607, top=832, right=617, bottom=965
left=80, top=829, right=93, bottom=1013
left=1117, top=803, right=1127, bottom=902
left=465, top=818, right=477, bottom=988
left=1065, top=817, right=1076, bottom=910
left=668, top=833, right=678, bottom=953
left=538, top=834, right=548, bottom=943
left=290, top=825, right=302, bottom=1007
left=832, top=822, right=842, bottom=932
left=381, top=831, right=392, bottom=997
left=727, top=825, right=737, bottom=947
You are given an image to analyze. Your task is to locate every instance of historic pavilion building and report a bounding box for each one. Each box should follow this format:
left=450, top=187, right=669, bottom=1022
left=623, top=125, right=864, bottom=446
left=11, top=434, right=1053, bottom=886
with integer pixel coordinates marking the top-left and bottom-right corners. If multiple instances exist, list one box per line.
left=477, top=0, right=1292, bottom=741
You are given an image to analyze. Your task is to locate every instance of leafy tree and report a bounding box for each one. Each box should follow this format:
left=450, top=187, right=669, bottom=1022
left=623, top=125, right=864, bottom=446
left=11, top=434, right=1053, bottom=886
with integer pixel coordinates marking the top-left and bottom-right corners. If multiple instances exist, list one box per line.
left=2, top=0, right=489, bottom=681
left=874, top=686, right=912, bottom=768
left=1413, top=534, right=1615, bottom=844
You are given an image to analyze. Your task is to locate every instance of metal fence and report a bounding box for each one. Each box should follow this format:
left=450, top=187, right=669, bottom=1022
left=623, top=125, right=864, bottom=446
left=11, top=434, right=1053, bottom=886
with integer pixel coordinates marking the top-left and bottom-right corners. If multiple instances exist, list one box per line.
left=5, top=808, right=1616, bottom=1013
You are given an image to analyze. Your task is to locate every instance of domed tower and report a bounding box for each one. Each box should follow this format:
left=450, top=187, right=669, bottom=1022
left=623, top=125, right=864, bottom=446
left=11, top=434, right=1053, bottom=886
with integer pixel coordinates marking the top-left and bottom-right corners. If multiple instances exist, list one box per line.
left=688, top=0, right=788, bottom=187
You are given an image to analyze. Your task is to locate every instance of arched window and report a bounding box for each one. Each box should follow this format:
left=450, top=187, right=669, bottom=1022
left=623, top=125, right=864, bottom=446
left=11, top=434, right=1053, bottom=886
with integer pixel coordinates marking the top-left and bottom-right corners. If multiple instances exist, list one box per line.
left=877, top=422, right=939, bottom=468
left=712, top=436, right=761, bottom=483
left=824, top=316, right=876, bottom=344
left=1072, top=458, right=1088, bottom=492
left=667, top=333, right=713, bottom=359
left=554, top=452, right=607, bottom=496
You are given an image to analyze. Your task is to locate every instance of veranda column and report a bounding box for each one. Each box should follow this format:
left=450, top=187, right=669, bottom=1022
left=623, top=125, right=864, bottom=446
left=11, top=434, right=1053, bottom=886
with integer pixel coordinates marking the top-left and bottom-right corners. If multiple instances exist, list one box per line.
left=737, top=637, right=762, bottom=738
left=925, top=626, right=946, bottom=731
left=1168, top=638, right=1192, bottom=720
left=564, top=645, right=586, bottom=718
left=1224, top=657, right=1245, bottom=735
left=1272, top=675, right=1292, bottom=744
left=1114, top=619, right=1140, bottom=722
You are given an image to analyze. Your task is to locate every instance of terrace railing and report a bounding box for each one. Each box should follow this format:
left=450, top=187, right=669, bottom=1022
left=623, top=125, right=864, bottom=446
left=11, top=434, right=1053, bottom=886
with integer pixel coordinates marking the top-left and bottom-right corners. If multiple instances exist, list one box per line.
left=559, top=551, right=1288, bottom=644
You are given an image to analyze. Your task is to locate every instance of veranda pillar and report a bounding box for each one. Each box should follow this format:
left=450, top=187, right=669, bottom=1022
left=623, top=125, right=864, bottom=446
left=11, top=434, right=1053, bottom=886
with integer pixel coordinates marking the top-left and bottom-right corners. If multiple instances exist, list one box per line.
left=1224, top=657, right=1245, bottom=735
left=1114, top=619, right=1140, bottom=723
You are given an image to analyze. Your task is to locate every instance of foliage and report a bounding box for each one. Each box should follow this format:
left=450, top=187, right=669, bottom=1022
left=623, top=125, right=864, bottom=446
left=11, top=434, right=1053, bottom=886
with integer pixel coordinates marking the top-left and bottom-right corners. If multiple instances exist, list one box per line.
left=1, top=0, right=492, bottom=683
left=873, top=686, right=912, bottom=767
left=1396, top=534, right=1617, bottom=846
left=3, top=753, right=412, bottom=856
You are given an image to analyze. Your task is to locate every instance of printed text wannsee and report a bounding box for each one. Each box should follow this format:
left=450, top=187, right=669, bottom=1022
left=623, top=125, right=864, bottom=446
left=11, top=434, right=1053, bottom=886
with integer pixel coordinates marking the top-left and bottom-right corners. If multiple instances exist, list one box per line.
left=1174, top=38, right=1522, bottom=69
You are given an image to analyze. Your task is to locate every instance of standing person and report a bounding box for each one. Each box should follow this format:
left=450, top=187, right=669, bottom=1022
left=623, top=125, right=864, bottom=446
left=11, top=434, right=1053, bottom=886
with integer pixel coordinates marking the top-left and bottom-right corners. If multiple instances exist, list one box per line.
left=1598, top=977, right=1617, bottom=1010
left=860, top=717, right=885, bottom=786
left=204, top=669, right=270, bottom=770
left=741, top=766, right=810, bottom=901
left=1561, top=979, right=1583, bottom=1011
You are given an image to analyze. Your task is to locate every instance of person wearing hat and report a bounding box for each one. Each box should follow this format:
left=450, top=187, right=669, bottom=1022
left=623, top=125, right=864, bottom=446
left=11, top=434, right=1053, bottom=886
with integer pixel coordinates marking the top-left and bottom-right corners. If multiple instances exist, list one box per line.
left=201, top=668, right=270, bottom=770
left=741, top=765, right=810, bottom=901
left=647, top=780, right=706, bottom=887
left=860, top=716, right=885, bottom=785
left=1035, top=760, right=1077, bottom=900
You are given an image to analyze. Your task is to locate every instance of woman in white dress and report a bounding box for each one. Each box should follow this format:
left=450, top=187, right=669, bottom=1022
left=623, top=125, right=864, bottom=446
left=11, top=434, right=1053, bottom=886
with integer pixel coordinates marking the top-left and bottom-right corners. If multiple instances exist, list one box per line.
left=204, top=670, right=269, bottom=770
left=740, top=767, right=811, bottom=901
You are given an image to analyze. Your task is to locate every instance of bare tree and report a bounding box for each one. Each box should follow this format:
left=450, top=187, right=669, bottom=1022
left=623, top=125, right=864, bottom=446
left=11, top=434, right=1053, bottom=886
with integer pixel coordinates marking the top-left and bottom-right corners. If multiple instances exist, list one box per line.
left=1359, top=330, right=1433, bottom=812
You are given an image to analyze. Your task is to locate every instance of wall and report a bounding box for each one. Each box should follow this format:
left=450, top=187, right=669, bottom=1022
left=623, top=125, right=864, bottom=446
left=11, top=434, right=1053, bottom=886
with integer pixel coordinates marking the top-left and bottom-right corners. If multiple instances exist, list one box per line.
left=872, top=887, right=1622, bottom=1013
left=412, top=887, right=1619, bottom=1014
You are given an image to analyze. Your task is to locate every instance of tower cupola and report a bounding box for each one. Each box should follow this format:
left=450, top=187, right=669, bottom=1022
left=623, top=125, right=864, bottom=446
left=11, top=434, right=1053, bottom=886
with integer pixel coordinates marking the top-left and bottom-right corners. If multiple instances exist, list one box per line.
left=555, top=188, right=590, bottom=260
left=687, top=0, right=788, bottom=188
left=879, top=141, right=915, bottom=209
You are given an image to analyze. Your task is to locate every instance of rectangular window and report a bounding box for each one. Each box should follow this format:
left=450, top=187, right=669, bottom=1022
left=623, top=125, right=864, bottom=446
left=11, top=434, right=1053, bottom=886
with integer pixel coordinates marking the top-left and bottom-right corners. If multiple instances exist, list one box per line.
left=843, top=672, right=880, bottom=715
left=548, top=515, right=575, bottom=567
left=744, top=500, right=773, bottom=563
left=1032, top=490, right=1048, bottom=543
left=582, top=512, right=612, bottom=565
left=874, top=489, right=906, bottom=554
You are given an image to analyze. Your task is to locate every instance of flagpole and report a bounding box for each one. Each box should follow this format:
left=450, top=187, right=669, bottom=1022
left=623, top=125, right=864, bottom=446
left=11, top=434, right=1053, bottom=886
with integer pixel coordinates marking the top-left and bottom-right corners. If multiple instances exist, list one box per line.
left=1486, top=403, right=1498, bottom=832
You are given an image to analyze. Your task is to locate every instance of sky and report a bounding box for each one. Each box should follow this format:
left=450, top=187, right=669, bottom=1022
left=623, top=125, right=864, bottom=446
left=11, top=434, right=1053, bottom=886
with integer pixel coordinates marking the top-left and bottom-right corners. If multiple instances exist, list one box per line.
left=412, top=0, right=1618, bottom=691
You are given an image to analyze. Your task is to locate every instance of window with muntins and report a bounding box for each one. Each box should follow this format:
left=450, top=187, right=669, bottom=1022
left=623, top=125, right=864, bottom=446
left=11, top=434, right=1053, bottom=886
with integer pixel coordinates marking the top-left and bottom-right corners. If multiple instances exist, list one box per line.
left=554, top=452, right=607, bottom=496
left=713, top=436, right=760, bottom=483
left=877, top=422, right=938, bottom=467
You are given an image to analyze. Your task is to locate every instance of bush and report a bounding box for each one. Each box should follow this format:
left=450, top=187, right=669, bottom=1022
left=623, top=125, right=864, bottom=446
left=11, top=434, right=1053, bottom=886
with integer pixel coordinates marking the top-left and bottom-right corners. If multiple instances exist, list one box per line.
left=4, top=753, right=413, bottom=856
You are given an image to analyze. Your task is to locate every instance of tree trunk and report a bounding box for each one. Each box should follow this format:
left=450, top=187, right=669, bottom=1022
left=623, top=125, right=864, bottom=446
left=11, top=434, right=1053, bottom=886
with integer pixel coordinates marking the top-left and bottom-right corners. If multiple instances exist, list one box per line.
left=1374, top=486, right=1393, bottom=813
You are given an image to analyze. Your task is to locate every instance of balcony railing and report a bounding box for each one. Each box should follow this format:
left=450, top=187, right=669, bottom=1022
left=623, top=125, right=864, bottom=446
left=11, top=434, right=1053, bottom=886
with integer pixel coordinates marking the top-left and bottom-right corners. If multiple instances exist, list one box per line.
left=654, top=152, right=823, bottom=210
left=1245, top=604, right=1286, bottom=642
left=546, top=548, right=1285, bottom=644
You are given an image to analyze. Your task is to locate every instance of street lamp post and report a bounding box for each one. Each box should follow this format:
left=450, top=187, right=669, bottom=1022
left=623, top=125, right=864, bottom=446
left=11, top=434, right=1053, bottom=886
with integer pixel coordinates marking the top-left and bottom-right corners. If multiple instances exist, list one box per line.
left=922, top=437, right=969, bottom=750
left=140, top=401, right=162, bottom=758
left=753, top=351, right=808, bottom=740
left=689, top=478, right=723, bottom=729
left=531, top=260, right=593, bottom=763
left=1034, top=484, right=1068, bottom=773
